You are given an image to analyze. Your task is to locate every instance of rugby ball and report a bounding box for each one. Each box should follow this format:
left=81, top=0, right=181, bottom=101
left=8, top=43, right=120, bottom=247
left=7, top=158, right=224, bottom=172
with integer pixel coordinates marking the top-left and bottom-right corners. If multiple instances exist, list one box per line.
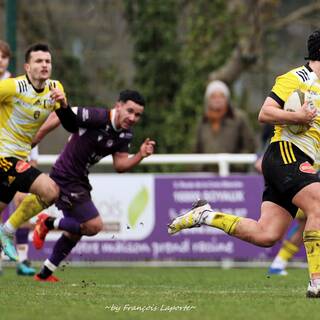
left=284, top=90, right=309, bottom=134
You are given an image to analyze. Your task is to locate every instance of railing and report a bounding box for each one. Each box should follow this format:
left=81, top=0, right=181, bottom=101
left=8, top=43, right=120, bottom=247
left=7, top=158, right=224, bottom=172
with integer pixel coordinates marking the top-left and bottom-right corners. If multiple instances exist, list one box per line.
left=38, top=153, right=257, bottom=176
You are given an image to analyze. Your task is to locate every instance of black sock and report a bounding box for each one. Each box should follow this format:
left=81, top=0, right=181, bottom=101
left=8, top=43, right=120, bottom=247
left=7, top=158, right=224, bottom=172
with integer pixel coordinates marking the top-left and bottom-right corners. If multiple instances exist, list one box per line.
left=44, top=217, right=55, bottom=230
left=37, top=266, right=53, bottom=279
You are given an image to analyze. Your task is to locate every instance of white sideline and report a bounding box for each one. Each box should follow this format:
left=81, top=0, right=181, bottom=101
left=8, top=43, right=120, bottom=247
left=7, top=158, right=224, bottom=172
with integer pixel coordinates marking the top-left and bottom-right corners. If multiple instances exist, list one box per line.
left=38, top=153, right=257, bottom=176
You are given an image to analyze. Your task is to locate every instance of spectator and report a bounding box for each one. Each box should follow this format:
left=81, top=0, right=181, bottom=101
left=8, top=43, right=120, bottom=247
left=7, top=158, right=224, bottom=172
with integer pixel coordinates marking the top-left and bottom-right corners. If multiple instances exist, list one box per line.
left=0, top=40, right=11, bottom=80
left=194, top=80, right=256, bottom=171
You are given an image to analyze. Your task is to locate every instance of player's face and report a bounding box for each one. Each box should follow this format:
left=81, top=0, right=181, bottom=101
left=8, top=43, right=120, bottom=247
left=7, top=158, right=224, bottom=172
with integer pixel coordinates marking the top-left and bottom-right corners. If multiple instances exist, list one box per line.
left=0, top=50, right=9, bottom=77
left=24, top=51, right=52, bottom=81
left=115, top=100, right=144, bottom=130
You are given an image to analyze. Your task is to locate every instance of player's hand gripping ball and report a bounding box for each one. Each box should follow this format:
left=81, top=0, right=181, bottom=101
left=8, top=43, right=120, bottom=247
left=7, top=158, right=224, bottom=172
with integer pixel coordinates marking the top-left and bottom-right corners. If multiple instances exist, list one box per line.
left=284, top=90, right=310, bottom=134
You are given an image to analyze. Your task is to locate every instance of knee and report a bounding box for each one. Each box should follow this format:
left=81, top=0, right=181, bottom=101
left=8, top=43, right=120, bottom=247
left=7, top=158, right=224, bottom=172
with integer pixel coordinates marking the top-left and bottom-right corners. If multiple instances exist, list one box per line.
left=81, top=220, right=103, bottom=236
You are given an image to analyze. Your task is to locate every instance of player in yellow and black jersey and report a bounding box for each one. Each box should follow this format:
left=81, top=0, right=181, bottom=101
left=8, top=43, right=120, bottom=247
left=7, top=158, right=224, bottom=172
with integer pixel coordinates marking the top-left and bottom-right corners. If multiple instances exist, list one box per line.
left=168, top=29, right=320, bottom=298
left=0, top=43, right=69, bottom=261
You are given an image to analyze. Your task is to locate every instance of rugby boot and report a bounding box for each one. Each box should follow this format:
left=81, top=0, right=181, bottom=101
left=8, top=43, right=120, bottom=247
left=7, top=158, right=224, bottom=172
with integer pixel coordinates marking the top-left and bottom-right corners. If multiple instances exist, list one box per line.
left=17, top=260, right=36, bottom=276
left=168, top=199, right=212, bottom=235
left=0, top=224, right=18, bottom=261
left=33, top=213, right=50, bottom=249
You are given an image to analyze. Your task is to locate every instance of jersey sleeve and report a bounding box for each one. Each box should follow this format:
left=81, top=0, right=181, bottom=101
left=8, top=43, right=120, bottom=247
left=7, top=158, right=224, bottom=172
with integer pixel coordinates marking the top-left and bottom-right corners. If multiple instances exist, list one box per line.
left=269, top=72, right=300, bottom=108
left=117, top=139, right=131, bottom=153
left=0, top=78, right=17, bottom=104
left=29, top=146, right=39, bottom=161
left=76, top=107, right=108, bottom=128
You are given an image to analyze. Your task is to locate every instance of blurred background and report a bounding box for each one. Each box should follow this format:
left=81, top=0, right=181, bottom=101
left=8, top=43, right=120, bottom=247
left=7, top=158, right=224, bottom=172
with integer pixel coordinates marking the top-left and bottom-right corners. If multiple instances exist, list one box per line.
left=0, top=0, right=319, bottom=158
left=1, top=0, right=319, bottom=268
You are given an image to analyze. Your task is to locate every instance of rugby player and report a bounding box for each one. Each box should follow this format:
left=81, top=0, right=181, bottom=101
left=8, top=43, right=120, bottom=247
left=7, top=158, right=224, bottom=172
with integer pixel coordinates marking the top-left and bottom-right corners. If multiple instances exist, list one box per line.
left=169, top=29, right=320, bottom=298
left=30, top=90, right=155, bottom=281
left=0, top=43, right=67, bottom=261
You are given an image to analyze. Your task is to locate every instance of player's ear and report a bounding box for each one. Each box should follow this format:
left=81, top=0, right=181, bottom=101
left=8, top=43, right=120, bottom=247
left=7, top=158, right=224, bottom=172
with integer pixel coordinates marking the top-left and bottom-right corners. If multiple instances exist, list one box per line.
left=115, top=101, right=122, bottom=110
left=24, top=63, right=30, bottom=73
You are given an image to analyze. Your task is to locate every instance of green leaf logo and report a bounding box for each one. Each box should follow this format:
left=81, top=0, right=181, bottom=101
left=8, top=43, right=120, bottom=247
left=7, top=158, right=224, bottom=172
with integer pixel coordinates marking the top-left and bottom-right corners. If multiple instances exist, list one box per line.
left=128, top=186, right=149, bottom=228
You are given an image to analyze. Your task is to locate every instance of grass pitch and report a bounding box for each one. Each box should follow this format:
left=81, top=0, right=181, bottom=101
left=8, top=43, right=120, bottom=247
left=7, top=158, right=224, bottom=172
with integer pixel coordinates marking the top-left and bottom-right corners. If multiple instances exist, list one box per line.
left=0, top=266, right=319, bottom=320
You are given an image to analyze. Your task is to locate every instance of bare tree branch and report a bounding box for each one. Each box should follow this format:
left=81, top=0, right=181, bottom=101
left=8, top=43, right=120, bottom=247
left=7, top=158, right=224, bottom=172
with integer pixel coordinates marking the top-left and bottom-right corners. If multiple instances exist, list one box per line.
left=270, top=2, right=320, bottom=30
left=209, top=1, right=320, bottom=84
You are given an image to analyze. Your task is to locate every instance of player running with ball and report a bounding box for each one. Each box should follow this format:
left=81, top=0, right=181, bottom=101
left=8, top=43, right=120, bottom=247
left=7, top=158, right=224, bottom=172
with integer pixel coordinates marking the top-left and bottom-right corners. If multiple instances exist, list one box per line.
left=169, top=29, right=320, bottom=298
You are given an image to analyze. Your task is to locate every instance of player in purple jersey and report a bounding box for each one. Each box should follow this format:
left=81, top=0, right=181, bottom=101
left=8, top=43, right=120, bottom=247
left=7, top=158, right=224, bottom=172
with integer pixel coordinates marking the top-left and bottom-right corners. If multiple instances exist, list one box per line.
left=31, top=89, right=155, bottom=282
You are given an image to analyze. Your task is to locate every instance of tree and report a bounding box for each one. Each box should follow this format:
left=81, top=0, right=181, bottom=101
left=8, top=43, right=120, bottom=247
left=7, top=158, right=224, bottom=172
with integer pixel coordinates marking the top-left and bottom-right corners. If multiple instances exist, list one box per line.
left=124, top=0, right=181, bottom=154
left=126, top=0, right=320, bottom=156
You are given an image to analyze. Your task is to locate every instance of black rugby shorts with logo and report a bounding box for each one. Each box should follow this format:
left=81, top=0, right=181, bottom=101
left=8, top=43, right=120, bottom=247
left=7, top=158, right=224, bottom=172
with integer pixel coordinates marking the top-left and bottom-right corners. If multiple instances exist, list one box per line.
left=261, top=141, right=320, bottom=217
left=0, top=157, right=42, bottom=203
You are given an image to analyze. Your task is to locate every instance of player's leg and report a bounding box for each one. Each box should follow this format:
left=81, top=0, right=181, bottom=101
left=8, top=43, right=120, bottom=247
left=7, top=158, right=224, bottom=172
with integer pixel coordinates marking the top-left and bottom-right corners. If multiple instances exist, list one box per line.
left=268, top=210, right=306, bottom=275
left=33, top=201, right=100, bottom=249
left=16, top=227, right=36, bottom=276
left=34, top=232, right=81, bottom=282
left=0, top=201, right=8, bottom=274
left=168, top=199, right=292, bottom=247
left=6, top=173, right=59, bottom=231
left=35, top=202, right=101, bottom=282
left=0, top=188, right=19, bottom=260
left=0, top=164, right=59, bottom=260
left=292, top=182, right=320, bottom=298
left=13, top=192, right=36, bottom=275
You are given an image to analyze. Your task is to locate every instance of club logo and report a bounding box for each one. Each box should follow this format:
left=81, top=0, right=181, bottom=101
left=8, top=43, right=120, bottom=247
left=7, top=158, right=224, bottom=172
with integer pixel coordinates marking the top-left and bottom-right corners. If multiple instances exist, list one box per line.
left=15, top=160, right=31, bottom=173
left=299, top=161, right=316, bottom=174
left=34, top=110, right=40, bottom=119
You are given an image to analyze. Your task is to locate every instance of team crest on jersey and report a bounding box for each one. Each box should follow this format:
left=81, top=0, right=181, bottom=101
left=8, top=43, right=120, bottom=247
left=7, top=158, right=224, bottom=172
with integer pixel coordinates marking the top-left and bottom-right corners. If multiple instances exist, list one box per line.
left=34, top=110, right=40, bottom=119
left=15, top=160, right=31, bottom=173
left=299, top=161, right=316, bottom=174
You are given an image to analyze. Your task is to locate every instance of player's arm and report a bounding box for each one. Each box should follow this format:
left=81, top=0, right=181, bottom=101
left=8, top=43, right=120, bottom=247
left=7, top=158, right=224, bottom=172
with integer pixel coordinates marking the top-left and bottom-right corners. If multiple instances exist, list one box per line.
left=50, top=86, right=79, bottom=132
left=258, top=73, right=316, bottom=125
left=32, top=112, right=61, bottom=147
left=112, top=138, right=156, bottom=173
left=258, top=97, right=316, bottom=125
left=0, top=78, right=16, bottom=104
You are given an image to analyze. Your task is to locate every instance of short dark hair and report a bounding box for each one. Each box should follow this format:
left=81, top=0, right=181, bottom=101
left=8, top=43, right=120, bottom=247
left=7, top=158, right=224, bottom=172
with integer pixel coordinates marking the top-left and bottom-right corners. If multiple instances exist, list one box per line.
left=0, top=40, right=11, bottom=58
left=305, top=29, right=320, bottom=61
left=25, top=43, right=51, bottom=62
left=118, top=90, right=145, bottom=107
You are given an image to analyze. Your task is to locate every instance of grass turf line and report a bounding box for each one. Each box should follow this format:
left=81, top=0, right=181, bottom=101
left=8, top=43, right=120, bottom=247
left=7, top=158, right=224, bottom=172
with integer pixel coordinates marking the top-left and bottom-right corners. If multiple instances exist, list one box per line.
left=0, top=267, right=319, bottom=320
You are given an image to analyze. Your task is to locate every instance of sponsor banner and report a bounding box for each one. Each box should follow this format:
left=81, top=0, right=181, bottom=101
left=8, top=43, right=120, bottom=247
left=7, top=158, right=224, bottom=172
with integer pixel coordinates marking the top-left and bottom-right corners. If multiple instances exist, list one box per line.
left=27, top=174, right=304, bottom=261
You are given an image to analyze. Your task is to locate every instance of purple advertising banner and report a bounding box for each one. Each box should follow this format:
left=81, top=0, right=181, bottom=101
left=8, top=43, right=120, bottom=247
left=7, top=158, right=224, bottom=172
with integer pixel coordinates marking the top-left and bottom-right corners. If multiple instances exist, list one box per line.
left=26, top=174, right=304, bottom=262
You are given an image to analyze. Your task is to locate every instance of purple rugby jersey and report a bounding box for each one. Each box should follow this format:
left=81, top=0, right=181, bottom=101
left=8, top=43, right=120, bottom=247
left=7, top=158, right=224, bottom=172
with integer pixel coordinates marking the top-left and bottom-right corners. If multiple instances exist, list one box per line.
left=50, top=107, right=133, bottom=210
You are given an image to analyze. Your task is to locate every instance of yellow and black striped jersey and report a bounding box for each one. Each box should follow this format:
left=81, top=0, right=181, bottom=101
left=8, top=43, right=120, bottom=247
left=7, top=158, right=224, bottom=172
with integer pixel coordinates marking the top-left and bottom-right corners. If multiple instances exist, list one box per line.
left=0, top=75, right=64, bottom=160
left=270, top=63, right=320, bottom=160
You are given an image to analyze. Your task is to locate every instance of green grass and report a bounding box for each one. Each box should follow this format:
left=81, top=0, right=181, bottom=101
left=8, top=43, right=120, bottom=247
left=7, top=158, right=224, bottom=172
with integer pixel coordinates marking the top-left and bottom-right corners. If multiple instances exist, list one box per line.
left=0, top=267, right=319, bottom=320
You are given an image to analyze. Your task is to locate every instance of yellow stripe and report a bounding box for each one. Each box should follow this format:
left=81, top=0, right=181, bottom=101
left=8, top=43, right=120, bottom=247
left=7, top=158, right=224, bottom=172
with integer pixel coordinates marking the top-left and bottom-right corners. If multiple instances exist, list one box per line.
left=279, top=142, right=288, bottom=164
left=284, top=141, right=292, bottom=163
left=288, top=142, right=296, bottom=162
left=0, top=157, right=12, bottom=169
left=0, top=158, right=11, bottom=171
left=1, top=157, right=11, bottom=167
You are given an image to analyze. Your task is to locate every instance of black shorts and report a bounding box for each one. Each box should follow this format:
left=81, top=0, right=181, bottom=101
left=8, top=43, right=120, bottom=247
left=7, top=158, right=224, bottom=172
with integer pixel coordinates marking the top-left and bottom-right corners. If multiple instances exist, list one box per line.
left=262, top=141, right=320, bottom=217
left=0, top=157, right=42, bottom=204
